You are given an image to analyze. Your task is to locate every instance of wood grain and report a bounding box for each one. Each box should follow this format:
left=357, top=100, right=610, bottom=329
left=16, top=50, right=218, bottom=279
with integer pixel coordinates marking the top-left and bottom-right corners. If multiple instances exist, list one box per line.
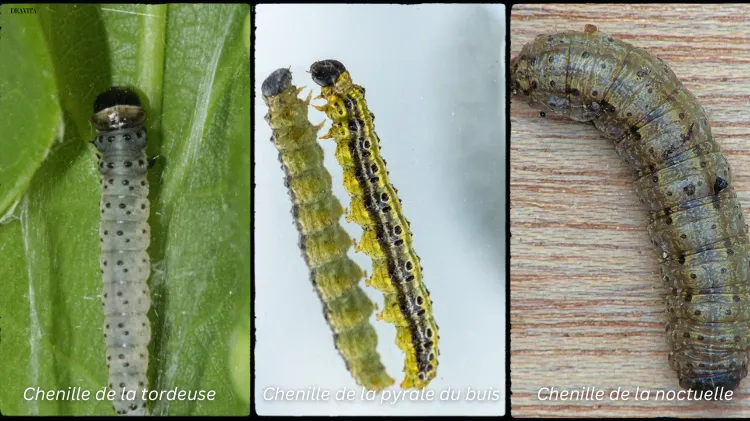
left=510, top=4, right=750, bottom=417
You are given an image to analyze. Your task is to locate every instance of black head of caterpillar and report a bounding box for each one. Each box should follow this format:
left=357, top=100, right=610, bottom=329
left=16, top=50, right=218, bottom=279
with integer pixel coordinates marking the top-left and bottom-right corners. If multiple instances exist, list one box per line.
left=262, top=67, right=294, bottom=97
left=310, top=59, right=347, bottom=87
left=92, top=87, right=147, bottom=152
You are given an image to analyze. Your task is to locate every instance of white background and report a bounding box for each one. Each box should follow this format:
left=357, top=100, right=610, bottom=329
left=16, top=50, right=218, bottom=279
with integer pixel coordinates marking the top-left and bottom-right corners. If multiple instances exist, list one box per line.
left=254, top=4, right=506, bottom=415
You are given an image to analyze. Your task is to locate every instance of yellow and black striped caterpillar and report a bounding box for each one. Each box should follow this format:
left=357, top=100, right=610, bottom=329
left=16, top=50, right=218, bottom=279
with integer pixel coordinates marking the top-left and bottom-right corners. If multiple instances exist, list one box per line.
left=261, top=68, right=394, bottom=391
left=310, top=60, right=440, bottom=389
left=512, top=24, right=750, bottom=393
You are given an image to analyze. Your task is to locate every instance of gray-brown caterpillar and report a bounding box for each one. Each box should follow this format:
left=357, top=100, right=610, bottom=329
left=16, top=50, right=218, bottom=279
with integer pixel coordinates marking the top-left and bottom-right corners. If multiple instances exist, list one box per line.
left=92, top=87, right=152, bottom=415
left=511, top=24, right=750, bottom=393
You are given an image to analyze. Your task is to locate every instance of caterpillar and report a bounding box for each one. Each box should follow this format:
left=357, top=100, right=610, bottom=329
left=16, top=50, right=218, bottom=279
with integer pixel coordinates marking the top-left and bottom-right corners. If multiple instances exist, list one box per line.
left=261, top=68, right=394, bottom=390
left=310, top=60, right=439, bottom=389
left=91, top=87, right=152, bottom=415
left=511, top=24, right=750, bottom=393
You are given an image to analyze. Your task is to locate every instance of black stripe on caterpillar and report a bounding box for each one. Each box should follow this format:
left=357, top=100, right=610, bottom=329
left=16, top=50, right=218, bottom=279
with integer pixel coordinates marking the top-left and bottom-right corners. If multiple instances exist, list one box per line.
left=91, top=87, right=152, bottom=415
left=310, top=60, right=439, bottom=389
left=511, top=24, right=750, bottom=393
left=261, top=68, right=394, bottom=390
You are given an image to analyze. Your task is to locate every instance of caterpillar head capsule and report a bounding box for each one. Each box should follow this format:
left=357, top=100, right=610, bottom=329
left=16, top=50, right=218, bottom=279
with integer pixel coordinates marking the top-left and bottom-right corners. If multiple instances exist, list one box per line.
left=310, top=59, right=347, bottom=87
left=92, top=87, right=145, bottom=131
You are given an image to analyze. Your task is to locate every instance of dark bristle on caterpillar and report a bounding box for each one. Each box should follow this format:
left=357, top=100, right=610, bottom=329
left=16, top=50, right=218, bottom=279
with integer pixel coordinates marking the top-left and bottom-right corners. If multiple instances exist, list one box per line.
left=512, top=25, right=750, bottom=396
left=261, top=68, right=394, bottom=391
left=91, top=86, right=151, bottom=415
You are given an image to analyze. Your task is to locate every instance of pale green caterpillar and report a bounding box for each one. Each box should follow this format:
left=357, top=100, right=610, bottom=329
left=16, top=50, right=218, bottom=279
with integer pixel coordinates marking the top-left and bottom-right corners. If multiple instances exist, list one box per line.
left=262, top=68, right=394, bottom=390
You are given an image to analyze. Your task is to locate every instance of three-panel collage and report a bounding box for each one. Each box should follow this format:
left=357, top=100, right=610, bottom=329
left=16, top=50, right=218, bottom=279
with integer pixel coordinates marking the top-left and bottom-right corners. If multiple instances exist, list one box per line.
left=255, top=2, right=750, bottom=418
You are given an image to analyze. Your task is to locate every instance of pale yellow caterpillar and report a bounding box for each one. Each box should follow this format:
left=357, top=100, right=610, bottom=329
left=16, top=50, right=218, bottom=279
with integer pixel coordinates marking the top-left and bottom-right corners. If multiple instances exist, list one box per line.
left=261, top=68, right=394, bottom=390
left=310, top=60, right=440, bottom=389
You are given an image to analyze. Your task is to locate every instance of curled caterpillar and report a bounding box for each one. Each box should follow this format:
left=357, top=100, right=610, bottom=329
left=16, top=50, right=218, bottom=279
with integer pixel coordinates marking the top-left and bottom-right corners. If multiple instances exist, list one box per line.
left=511, top=24, right=750, bottom=393
left=91, top=87, right=152, bottom=415
left=261, top=68, right=394, bottom=390
left=310, top=60, right=439, bottom=389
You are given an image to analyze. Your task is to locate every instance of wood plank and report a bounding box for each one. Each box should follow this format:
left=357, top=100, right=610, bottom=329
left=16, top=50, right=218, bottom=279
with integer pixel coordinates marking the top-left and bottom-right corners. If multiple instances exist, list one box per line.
left=510, top=4, right=750, bottom=417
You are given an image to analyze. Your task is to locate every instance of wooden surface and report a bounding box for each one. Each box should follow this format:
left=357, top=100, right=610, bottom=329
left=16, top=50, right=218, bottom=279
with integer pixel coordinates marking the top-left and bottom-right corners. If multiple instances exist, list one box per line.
left=510, top=4, right=750, bottom=417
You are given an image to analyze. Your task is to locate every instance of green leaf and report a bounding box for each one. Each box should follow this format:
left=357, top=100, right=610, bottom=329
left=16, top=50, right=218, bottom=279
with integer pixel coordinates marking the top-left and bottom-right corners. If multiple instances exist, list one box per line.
left=0, top=4, right=62, bottom=218
left=0, top=4, right=250, bottom=416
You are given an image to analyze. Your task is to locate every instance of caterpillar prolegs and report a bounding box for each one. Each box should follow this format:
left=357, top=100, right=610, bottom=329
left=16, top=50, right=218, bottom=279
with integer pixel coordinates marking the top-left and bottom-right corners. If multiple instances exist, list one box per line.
left=261, top=68, right=394, bottom=390
left=310, top=60, right=440, bottom=389
left=91, top=87, right=152, bottom=415
left=511, top=25, right=750, bottom=392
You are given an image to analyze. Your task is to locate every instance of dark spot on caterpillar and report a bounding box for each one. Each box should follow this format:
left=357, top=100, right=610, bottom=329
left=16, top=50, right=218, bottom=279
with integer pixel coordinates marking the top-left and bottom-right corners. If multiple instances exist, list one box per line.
left=684, top=183, right=696, bottom=196
left=549, top=80, right=556, bottom=88
left=540, top=111, right=546, bottom=117
left=715, top=177, right=729, bottom=194
left=630, top=127, right=642, bottom=141
left=600, top=100, right=616, bottom=113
